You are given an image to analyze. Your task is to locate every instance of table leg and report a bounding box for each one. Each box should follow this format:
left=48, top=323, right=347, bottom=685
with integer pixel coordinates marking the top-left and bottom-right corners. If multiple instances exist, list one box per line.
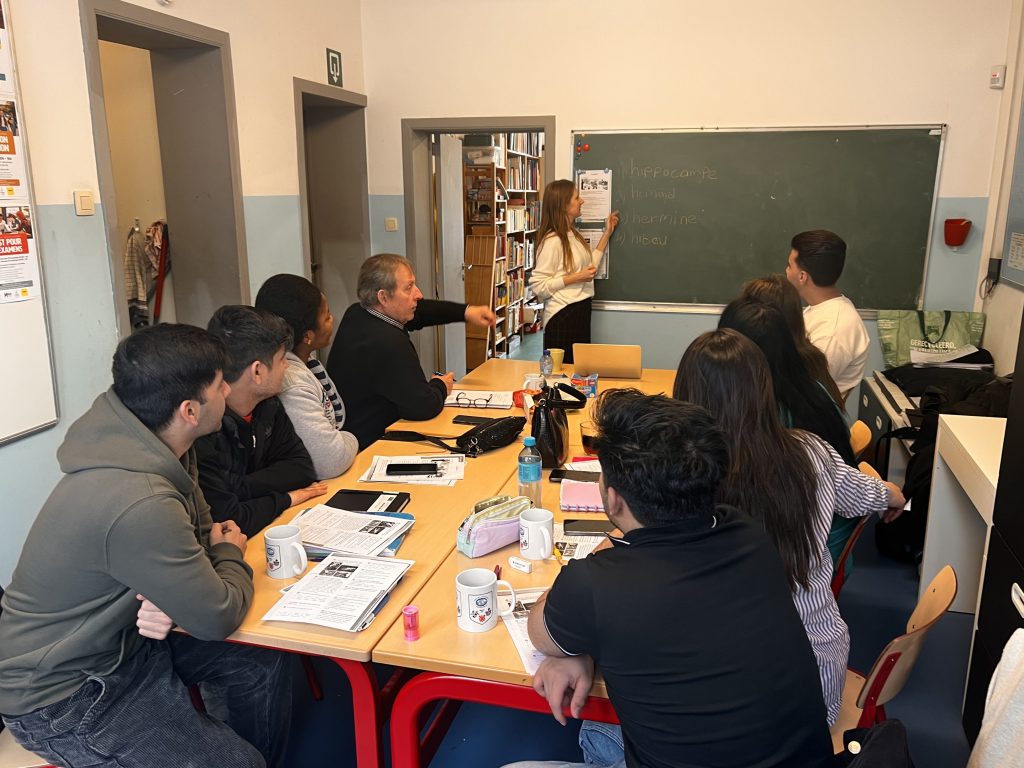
left=331, top=658, right=385, bottom=768
left=390, top=672, right=619, bottom=768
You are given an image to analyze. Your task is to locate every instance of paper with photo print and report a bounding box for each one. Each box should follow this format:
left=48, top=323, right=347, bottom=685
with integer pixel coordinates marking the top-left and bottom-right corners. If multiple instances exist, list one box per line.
left=293, top=504, right=413, bottom=557
left=0, top=99, right=25, bottom=197
left=262, top=553, right=413, bottom=632
left=0, top=204, right=37, bottom=303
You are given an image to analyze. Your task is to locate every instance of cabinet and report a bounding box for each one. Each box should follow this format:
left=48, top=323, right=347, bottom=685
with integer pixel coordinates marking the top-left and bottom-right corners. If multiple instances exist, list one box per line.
left=463, top=132, right=543, bottom=368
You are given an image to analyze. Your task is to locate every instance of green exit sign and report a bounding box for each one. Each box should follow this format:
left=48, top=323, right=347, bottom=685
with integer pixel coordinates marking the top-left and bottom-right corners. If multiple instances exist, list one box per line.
left=326, top=49, right=342, bottom=87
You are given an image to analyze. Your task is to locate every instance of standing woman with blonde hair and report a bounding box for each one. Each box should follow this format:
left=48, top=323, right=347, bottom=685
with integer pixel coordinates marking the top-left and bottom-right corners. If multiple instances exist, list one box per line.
left=529, top=179, right=619, bottom=363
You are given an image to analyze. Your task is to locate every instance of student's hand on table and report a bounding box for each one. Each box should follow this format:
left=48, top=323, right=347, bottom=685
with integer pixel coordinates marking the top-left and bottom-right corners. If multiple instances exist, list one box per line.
left=464, top=305, right=496, bottom=327
left=605, top=210, right=620, bottom=232
left=533, top=654, right=595, bottom=726
left=136, top=594, right=174, bottom=640
left=211, top=519, right=248, bottom=553
left=288, top=482, right=329, bottom=507
left=568, top=266, right=598, bottom=285
left=432, top=371, right=455, bottom=394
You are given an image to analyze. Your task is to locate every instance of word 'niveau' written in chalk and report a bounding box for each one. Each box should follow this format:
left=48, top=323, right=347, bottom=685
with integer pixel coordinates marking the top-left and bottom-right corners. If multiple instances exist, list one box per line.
left=628, top=159, right=718, bottom=182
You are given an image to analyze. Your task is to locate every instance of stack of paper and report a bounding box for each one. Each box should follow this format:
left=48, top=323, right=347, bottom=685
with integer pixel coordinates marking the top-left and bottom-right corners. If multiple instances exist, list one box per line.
left=263, top=554, right=413, bottom=632
left=293, top=505, right=413, bottom=558
left=445, top=390, right=514, bottom=409
left=360, top=454, right=466, bottom=487
left=554, top=522, right=606, bottom=561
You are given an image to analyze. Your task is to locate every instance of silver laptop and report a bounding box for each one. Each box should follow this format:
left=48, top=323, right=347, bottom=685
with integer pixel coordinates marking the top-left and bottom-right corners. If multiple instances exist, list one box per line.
left=572, top=344, right=643, bottom=379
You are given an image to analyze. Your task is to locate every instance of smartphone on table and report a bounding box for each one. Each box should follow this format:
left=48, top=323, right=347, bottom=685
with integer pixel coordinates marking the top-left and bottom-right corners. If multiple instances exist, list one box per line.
left=385, top=463, right=439, bottom=476
left=562, top=518, right=615, bottom=535
left=549, top=469, right=602, bottom=483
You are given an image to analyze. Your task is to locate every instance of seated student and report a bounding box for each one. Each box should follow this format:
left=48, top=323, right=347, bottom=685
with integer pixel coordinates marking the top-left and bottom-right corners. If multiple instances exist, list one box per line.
left=675, top=329, right=904, bottom=725
left=255, top=273, right=358, bottom=479
left=719, top=297, right=855, bottom=466
left=325, top=254, right=495, bottom=448
left=509, top=389, right=833, bottom=768
left=785, top=229, right=869, bottom=404
left=196, top=305, right=325, bottom=536
left=741, top=273, right=844, bottom=410
left=0, top=324, right=291, bottom=768
left=719, top=298, right=862, bottom=562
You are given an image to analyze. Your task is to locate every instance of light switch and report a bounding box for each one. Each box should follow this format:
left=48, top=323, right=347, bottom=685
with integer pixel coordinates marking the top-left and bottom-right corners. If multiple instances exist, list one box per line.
left=73, top=189, right=95, bottom=216
left=991, top=65, right=1007, bottom=89
left=384, top=217, right=399, bottom=232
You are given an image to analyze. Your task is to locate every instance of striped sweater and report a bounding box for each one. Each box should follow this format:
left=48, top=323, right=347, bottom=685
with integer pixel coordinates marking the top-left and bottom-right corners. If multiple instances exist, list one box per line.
left=793, top=430, right=890, bottom=724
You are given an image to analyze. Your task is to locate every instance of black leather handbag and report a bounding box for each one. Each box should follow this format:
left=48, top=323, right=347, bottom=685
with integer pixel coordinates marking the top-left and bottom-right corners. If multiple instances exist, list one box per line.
left=531, top=383, right=587, bottom=468
left=383, top=415, right=526, bottom=458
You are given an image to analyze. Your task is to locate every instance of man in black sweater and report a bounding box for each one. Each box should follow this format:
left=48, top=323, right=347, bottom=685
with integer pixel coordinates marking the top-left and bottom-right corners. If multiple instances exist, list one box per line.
left=326, top=254, right=495, bottom=448
left=196, top=305, right=327, bottom=536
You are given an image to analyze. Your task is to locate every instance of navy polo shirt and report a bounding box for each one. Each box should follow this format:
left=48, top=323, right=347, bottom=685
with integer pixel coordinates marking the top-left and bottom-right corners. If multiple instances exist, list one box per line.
left=544, top=505, right=833, bottom=768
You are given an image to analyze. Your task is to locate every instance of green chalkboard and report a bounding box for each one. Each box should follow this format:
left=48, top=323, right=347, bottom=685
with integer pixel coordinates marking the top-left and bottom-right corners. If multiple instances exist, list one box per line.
left=573, top=127, right=943, bottom=308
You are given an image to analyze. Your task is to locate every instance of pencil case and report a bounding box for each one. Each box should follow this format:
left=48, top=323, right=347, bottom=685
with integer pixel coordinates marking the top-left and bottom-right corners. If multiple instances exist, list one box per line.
left=457, top=495, right=532, bottom=558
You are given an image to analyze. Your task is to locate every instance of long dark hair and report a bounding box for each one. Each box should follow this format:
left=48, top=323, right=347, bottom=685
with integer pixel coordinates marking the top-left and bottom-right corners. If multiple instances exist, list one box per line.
left=675, top=329, right=819, bottom=589
left=719, top=297, right=855, bottom=466
left=740, top=275, right=844, bottom=408
left=534, top=179, right=588, bottom=273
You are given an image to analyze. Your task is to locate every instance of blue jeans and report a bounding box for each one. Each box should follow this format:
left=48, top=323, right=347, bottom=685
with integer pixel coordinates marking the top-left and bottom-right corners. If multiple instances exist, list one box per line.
left=2, top=635, right=291, bottom=768
left=579, top=720, right=625, bottom=766
left=500, top=722, right=626, bottom=768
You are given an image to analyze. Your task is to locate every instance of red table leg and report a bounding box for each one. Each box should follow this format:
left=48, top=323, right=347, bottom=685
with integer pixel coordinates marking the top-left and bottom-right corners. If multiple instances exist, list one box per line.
left=331, top=658, right=385, bottom=768
left=390, top=672, right=619, bottom=768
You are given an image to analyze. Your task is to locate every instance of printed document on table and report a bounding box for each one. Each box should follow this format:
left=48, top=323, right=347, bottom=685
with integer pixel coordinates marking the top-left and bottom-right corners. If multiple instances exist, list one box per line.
left=444, top=390, right=514, bottom=409
left=501, top=587, right=548, bottom=674
left=360, top=454, right=466, bottom=486
left=263, top=554, right=413, bottom=632
left=293, top=504, right=413, bottom=557
left=575, top=168, right=612, bottom=221
left=554, top=522, right=604, bottom=561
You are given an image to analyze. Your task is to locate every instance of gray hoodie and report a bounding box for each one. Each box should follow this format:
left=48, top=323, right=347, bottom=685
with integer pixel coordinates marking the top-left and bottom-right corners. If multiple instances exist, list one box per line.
left=0, top=389, right=253, bottom=715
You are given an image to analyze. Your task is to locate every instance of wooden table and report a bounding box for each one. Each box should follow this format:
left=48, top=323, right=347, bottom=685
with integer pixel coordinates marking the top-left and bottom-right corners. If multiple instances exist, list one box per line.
left=392, top=358, right=677, bottom=439
left=373, top=470, right=617, bottom=768
left=228, top=437, right=521, bottom=768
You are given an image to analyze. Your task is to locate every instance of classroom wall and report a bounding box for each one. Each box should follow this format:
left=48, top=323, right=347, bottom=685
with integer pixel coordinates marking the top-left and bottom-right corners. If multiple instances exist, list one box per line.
left=0, top=0, right=365, bottom=585
left=362, top=0, right=1013, bottom=374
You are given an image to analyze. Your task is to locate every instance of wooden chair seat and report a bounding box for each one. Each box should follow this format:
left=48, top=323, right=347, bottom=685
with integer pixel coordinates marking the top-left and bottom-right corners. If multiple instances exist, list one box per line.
left=830, top=669, right=868, bottom=752
left=0, top=730, right=52, bottom=768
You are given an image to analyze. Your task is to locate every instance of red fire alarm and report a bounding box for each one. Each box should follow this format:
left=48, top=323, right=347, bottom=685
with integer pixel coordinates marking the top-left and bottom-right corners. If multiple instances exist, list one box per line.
left=944, top=218, right=971, bottom=248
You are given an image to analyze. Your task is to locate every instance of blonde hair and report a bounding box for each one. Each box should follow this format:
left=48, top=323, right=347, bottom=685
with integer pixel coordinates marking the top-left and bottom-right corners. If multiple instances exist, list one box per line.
left=534, top=179, right=587, bottom=273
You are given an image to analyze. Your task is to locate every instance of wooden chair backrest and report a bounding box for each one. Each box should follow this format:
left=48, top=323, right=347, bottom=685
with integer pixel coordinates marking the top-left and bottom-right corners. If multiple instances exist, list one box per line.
left=850, top=420, right=872, bottom=459
left=856, top=565, right=957, bottom=710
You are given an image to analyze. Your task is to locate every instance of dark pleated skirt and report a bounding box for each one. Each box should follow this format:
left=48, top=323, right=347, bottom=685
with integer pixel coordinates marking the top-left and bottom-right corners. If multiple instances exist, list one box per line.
left=542, top=298, right=592, bottom=363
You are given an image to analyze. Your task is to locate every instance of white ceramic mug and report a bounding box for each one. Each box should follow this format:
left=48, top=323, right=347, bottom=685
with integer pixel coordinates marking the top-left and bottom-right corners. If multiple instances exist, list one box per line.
left=523, top=373, right=545, bottom=391
left=265, top=524, right=308, bottom=579
left=520, top=508, right=554, bottom=561
left=455, top=568, right=516, bottom=633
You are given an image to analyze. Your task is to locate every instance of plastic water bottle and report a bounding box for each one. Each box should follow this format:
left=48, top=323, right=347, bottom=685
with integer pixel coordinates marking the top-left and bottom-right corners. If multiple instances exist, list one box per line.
left=540, top=349, right=554, bottom=377
left=518, top=436, right=543, bottom=507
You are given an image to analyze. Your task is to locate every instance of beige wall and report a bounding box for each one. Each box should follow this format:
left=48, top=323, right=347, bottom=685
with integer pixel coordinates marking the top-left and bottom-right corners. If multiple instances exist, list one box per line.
left=362, top=0, right=1010, bottom=197
left=9, top=0, right=365, bottom=204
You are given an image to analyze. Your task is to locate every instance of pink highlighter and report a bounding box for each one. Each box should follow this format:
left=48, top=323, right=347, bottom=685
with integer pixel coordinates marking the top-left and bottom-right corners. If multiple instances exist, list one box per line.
left=403, top=605, right=420, bottom=641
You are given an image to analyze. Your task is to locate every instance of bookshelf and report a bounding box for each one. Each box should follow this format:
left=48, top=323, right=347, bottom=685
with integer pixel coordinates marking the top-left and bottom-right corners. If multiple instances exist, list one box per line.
left=463, top=131, right=543, bottom=367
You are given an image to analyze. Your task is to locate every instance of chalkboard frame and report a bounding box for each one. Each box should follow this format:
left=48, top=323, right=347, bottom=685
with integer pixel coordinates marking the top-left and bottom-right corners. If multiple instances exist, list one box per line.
left=571, top=124, right=946, bottom=313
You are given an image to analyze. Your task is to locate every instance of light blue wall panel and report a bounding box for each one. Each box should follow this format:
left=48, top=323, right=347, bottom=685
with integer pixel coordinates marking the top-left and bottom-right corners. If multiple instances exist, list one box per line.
left=0, top=204, right=118, bottom=585
left=922, top=197, right=988, bottom=311
left=368, top=194, right=406, bottom=256
left=243, top=195, right=305, bottom=297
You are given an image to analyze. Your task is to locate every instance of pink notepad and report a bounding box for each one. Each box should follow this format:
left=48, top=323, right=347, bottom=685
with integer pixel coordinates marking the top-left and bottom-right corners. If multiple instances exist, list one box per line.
left=559, top=479, right=605, bottom=512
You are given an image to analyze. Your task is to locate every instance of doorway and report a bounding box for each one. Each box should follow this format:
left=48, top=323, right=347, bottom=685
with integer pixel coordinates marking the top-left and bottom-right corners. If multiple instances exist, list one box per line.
left=401, top=117, right=556, bottom=375
left=294, top=79, right=370, bottom=362
left=81, top=0, right=248, bottom=331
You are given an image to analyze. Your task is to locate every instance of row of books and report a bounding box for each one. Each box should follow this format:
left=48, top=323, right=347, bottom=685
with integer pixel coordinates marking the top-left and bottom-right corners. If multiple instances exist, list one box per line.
left=506, top=132, right=542, bottom=156
left=506, top=156, right=539, bottom=191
